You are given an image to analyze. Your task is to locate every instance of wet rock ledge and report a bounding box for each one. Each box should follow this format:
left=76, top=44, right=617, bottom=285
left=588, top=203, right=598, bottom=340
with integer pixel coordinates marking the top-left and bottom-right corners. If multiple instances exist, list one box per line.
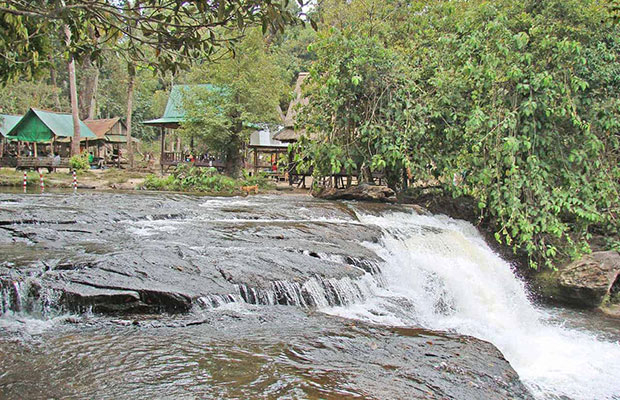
left=0, top=193, right=384, bottom=315
left=531, top=250, right=620, bottom=317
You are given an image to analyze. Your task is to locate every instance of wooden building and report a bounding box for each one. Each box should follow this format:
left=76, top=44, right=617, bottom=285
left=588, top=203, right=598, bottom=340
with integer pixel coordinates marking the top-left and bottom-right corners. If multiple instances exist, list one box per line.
left=84, top=118, right=138, bottom=167
left=6, top=108, right=96, bottom=170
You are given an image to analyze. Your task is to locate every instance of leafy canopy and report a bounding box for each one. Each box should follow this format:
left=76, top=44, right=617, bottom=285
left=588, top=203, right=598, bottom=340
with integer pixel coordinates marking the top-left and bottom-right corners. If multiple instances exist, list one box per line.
left=0, top=0, right=309, bottom=81
left=297, top=0, right=620, bottom=268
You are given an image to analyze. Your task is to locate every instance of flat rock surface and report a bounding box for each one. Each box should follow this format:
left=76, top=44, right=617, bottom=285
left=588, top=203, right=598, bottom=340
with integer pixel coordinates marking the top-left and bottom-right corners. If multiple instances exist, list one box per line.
left=0, top=193, right=388, bottom=313
left=0, top=192, right=536, bottom=399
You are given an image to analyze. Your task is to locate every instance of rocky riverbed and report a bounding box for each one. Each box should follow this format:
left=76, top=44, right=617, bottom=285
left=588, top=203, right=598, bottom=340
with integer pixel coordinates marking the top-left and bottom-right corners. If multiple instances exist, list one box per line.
left=0, top=192, right=535, bottom=399
left=1, top=192, right=619, bottom=399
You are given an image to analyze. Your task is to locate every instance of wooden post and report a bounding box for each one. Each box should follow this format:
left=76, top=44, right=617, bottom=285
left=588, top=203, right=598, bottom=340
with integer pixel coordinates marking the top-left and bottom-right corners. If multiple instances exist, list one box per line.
left=253, top=148, right=258, bottom=175
left=33, top=142, right=38, bottom=158
left=160, top=127, right=165, bottom=174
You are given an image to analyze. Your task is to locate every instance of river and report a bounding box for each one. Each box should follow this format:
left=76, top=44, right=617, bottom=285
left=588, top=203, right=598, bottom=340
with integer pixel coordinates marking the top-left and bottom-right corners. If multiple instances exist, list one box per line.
left=0, top=192, right=619, bottom=399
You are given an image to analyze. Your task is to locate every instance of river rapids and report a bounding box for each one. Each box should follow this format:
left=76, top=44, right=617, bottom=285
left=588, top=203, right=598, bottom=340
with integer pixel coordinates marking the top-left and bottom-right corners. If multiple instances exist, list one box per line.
left=0, top=192, right=619, bottom=399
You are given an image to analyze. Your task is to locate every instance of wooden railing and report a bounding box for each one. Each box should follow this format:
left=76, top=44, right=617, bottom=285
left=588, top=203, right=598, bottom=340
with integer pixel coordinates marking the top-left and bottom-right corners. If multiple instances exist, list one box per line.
left=161, top=152, right=226, bottom=169
left=16, top=157, right=70, bottom=170
left=0, top=156, right=17, bottom=168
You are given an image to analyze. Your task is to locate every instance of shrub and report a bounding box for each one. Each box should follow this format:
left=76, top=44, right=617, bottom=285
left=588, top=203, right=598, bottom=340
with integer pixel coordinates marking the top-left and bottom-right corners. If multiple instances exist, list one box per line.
left=69, top=154, right=89, bottom=171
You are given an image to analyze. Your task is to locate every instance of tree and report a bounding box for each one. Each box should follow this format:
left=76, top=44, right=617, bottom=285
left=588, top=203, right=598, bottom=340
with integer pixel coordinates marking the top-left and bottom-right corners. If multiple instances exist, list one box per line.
left=297, top=0, right=620, bottom=268
left=294, top=31, right=411, bottom=189
left=0, top=0, right=310, bottom=82
left=180, top=29, right=288, bottom=177
left=0, top=0, right=309, bottom=157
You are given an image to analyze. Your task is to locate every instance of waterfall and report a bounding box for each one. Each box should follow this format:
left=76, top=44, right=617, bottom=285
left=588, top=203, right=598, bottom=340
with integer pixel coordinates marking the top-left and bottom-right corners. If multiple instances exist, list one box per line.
left=196, top=273, right=379, bottom=310
left=1, top=278, right=63, bottom=318
left=322, top=210, right=620, bottom=400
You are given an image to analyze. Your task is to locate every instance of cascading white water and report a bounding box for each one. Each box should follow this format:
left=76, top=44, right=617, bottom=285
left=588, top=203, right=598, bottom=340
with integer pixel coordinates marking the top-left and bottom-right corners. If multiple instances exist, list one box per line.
left=324, top=211, right=620, bottom=400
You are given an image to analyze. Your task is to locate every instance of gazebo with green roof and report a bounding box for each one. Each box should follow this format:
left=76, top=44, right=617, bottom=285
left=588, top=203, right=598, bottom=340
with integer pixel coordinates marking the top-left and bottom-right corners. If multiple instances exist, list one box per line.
left=143, top=84, right=226, bottom=171
left=7, top=108, right=96, bottom=143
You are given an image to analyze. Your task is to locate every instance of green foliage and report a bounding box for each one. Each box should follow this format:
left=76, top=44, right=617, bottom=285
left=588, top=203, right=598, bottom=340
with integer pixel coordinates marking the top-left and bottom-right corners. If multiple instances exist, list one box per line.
left=69, top=154, right=89, bottom=171
left=0, top=81, right=66, bottom=113
left=295, top=30, right=412, bottom=189
left=298, top=0, right=620, bottom=268
left=0, top=0, right=309, bottom=82
left=143, top=164, right=274, bottom=194
left=179, top=29, right=288, bottom=177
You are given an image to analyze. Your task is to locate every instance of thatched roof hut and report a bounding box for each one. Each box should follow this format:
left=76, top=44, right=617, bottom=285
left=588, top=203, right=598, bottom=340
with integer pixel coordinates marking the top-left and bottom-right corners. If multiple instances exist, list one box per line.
left=84, top=117, right=137, bottom=144
left=273, top=72, right=310, bottom=143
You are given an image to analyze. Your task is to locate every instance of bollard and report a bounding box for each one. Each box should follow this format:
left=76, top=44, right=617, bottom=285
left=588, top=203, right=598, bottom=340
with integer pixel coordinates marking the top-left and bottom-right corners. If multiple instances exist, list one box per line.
left=23, top=171, right=27, bottom=193
left=72, top=169, right=77, bottom=192
left=39, top=169, right=44, bottom=193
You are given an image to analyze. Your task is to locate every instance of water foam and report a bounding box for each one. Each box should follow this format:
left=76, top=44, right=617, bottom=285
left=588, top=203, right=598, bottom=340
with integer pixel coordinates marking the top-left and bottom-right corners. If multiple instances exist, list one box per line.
left=324, top=211, right=620, bottom=400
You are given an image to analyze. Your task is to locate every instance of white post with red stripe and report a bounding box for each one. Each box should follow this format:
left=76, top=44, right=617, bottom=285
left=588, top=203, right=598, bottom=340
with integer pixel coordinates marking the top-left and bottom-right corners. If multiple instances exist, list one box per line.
left=39, top=169, right=44, bottom=193
left=72, top=169, right=77, bottom=192
left=23, top=171, right=27, bottom=193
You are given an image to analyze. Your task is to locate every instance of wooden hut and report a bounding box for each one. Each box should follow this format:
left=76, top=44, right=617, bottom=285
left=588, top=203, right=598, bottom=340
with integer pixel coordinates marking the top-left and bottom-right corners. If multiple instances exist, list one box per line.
left=248, top=125, right=289, bottom=179
left=273, top=72, right=310, bottom=144
left=0, top=114, right=22, bottom=167
left=84, top=118, right=138, bottom=167
left=6, top=108, right=96, bottom=170
left=143, top=84, right=227, bottom=172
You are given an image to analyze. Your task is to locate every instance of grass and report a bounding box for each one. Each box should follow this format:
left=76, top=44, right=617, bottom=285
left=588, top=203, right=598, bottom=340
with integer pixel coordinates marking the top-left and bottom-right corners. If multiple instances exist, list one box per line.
left=0, top=167, right=145, bottom=188
left=143, top=166, right=275, bottom=195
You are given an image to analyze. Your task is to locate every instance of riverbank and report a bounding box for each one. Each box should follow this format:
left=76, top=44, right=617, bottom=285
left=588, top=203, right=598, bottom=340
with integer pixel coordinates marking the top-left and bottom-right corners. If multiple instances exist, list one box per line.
left=0, top=167, right=308, bottom=195
left=0, top=167, right=150, bottom=191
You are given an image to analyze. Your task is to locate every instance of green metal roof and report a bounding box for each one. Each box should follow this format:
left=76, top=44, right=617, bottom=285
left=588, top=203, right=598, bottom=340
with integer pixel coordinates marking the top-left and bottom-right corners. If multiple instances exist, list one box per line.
left=0, top=114, right=23, bottom=137
left=143, top=84, right=221, bottom=127
left=106, top=135, right=139, bottom=143
left=7, top=108, right=96, bottom=142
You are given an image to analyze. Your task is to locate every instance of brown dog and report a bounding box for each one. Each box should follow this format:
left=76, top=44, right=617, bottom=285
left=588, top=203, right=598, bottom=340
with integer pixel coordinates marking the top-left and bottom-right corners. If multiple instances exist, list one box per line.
left=241, top=184, right=259, bottom=195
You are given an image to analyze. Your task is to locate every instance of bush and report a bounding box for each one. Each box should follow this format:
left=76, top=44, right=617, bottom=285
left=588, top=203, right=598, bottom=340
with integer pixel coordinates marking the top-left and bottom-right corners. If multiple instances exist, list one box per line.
left=69, top=154, right=89, bottom=171
left=142, top=164, right=273, bottom=194
left=240, top=170, right=275, bottom=190
left=143, top=174, right=176, bottom=190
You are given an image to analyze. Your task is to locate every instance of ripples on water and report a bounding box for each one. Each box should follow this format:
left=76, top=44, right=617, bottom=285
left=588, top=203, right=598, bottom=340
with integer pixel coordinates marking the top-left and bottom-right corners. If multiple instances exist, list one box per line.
left=1, top=194, right=619, bottom=399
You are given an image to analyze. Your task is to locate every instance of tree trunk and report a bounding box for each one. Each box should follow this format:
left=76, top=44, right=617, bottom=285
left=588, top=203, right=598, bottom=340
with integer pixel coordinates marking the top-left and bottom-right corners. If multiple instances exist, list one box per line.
left=225, top=133, right=242, bottom=178
left=49, top=55, right=62, bottom=111
left=87, top=65, right=99, bottom=120
left=79, top=56, right=99, bottom=120
left=126, top=63, right=136, bottom=169
left=65, top=25, right=81, bottom=157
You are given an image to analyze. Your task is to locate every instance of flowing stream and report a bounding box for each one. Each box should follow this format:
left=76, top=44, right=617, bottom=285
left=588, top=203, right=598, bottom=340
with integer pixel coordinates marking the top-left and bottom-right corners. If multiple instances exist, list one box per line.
left=0, top=193, right=619, bottom=399
left=324, top=211, right=620, bottom=400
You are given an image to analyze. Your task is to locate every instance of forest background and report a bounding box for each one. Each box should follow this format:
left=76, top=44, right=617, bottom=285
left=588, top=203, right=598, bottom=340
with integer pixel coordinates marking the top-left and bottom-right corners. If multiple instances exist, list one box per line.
left=0, top=0, right=619, bottom=270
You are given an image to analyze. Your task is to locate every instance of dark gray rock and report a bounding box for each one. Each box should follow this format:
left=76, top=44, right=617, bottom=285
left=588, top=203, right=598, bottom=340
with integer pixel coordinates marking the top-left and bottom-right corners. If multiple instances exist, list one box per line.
left=0, top=193, right=382, bottom=315
left=314, top=183, right=397, bottom=202
left=0, top=307, right=533, bottom=400
left=532, top=251, right=620, bottom=308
